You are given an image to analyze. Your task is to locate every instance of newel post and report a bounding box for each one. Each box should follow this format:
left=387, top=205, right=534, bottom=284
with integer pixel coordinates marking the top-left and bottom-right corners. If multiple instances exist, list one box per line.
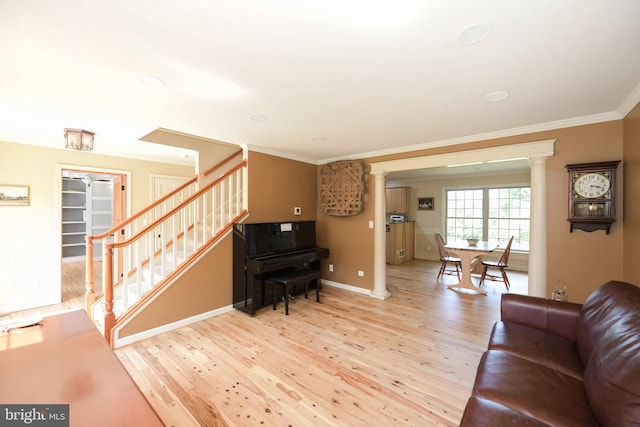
left=103, top=243, right=115, bottom=345
left=85, top=237, right=95, bottom=316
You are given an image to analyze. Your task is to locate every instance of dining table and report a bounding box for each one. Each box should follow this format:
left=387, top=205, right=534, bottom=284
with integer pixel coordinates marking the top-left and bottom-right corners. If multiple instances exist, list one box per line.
left=0, top=309, right=164, bottom=426
left=444, top=240, right=499, bottom=294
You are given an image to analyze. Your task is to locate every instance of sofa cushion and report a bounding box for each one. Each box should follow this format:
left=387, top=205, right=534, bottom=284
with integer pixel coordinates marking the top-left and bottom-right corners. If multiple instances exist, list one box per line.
left=488, top=321, right=584, bottom=380
left=577, top=281, right=640, bottom=365
left=472, top=350, right=600, bottom=427
left=459, top=396, right=551, bottom=427
left=577, top=281, right=640, bottom=427
left=500, top=293, right=582, bottom=341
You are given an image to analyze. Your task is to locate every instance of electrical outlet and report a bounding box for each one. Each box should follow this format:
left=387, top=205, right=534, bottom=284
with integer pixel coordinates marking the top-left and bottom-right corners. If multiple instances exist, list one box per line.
left=294, top=207, right=301, bottom=215
left=358, top=270, right=364, bottom=277
left=329, top=264, right=334, bottom=272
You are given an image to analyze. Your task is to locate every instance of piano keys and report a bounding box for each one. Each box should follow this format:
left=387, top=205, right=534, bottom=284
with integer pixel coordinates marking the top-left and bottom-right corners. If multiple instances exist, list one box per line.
left=233, top=221, right=329, bottom=315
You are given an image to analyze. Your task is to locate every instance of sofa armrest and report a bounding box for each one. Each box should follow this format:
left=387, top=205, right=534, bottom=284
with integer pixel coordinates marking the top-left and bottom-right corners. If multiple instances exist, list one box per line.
left=500, top=293, right=582, bottom=341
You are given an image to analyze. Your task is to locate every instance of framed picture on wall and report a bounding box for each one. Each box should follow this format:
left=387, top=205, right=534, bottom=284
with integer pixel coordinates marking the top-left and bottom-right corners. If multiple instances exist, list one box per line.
left=0, top=184, right=29, bottom=206
left=418, top=197, right=434, bottom=210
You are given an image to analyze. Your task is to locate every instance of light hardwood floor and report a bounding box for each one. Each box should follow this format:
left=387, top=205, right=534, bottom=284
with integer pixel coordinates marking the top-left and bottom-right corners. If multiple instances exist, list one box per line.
left=115, top=260, right=527, bottom=427
left=2, top=260, right=526, bottom=426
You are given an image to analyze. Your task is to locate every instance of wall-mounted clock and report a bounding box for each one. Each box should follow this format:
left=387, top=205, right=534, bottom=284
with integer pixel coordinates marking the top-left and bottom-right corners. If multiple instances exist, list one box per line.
left=566, top=160, right=620, bottom=234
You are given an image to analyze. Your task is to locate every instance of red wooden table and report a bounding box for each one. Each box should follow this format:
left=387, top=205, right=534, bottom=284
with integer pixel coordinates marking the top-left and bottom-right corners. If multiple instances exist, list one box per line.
left=0, top=310, right=163, bottom=426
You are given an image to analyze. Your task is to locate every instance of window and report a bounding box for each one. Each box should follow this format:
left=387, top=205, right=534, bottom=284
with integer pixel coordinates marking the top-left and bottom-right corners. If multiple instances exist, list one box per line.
left=446, top=189, right=483, bottom=242
left=446, top=187, right=530, bottom=251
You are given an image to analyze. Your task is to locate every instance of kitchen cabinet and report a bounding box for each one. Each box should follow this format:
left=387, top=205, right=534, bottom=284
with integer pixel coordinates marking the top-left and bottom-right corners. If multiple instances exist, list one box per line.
left=386, top=187, right=411, bottom=214
left=386, top=221, right=415, bottom=265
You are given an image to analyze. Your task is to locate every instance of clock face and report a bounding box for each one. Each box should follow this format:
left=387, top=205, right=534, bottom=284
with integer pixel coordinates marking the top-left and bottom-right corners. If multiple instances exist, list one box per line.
left=573, top=172, right=611, bottom=198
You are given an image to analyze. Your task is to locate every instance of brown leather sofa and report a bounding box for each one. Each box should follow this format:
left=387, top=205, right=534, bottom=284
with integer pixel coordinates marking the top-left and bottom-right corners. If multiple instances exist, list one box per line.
left=459, top=280, right=640, bottom=427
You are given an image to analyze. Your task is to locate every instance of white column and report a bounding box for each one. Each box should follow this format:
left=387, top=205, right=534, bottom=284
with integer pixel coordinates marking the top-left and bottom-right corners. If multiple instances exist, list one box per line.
left=371, top=170, right=390, bottom=300
left=528, top=156, right=549, bottom=298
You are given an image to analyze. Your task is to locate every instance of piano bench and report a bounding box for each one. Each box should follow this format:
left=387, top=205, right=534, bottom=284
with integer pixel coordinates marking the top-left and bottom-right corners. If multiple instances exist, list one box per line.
left=271, top=269, right=321, bottom=315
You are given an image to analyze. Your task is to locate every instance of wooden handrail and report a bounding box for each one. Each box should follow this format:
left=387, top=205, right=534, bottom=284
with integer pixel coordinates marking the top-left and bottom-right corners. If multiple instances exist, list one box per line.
left=108, top=159, right=246, bottom=249
left=85, top=152, right=245, bottom=313
left=200, top=149, right=243, bottom=178
left=109, top=213, right=247, bottom=343
left=88, top=148, right=242, bottom=243
left=88, top=148, right=242, bottom=244
left=85, top=174, right=198, bottom=315
left=89, top=175, right=198, bottom=242
left=93, top=156, right=247, bottom=343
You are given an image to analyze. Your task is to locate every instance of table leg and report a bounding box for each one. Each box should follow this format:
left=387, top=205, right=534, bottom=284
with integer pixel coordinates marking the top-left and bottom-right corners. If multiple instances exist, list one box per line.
left=445, top=249, right=487, bottom=295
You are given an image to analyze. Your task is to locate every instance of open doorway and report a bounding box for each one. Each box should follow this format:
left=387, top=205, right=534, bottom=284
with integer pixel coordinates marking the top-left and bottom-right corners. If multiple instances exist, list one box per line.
left=371, top=139, right=556, bottom=299
left=60, top=167, right=128, bottom=308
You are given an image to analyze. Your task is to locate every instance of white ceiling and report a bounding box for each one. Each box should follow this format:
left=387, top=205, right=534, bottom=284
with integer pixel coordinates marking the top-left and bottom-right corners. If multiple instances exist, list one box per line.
left=1, top=1, right=640, bottom=167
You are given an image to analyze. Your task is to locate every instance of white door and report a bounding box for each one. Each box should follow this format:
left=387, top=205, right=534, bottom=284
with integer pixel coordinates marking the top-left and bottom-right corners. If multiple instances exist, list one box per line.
left=152, top=175, right=190, bottom=202
left=150, top=175, right=190, bottom=250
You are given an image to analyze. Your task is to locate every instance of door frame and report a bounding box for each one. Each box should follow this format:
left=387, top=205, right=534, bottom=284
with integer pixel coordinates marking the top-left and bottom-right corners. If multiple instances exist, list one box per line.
left=56, top=164, right=131, bottom=301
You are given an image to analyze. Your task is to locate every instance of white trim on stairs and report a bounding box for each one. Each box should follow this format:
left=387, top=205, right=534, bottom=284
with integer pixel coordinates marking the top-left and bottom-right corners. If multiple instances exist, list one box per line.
left=113, top=304, right=234, bottom=348
left=111, top=227, right=234, bottom=348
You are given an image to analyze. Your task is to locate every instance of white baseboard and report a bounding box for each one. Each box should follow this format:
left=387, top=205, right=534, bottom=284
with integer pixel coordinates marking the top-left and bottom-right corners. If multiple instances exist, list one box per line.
left=322, top=279, right=371, bottom=295
left=113, top=304, right=234, bottom=348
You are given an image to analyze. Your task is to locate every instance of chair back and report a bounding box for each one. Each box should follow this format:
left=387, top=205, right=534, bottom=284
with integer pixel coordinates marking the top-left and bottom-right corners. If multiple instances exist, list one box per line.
left=434, top=233, right=447, bottom=259
left=497, top=236, right=514, bottom=266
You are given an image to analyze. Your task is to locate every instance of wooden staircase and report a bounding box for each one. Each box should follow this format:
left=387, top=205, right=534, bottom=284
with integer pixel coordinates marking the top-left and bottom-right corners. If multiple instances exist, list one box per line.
left=85, top=150, right=248, bottom=346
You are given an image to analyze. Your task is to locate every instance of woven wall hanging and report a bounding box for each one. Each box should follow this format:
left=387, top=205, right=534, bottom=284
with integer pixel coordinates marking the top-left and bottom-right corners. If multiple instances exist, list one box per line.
left=319, top=160, right=366, bottom=216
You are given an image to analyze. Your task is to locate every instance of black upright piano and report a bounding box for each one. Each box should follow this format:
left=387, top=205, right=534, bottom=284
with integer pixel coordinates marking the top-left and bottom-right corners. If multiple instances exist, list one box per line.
left=233, top=221, right=329, bottom=315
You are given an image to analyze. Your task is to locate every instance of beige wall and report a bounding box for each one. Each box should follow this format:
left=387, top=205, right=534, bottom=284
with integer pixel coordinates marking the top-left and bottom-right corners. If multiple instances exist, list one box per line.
left=623, top=103, right=640, bottom=284
left=104, top=104, right=640, bottom=339
left=318, top=119, right=628, bottom=303
left=117, top=149, right=320, bottom=338
left=545, top=122, right=624, bottom=302
left=316, top=164, right=375, bottom=288
left=246, top=151, right=318, bottom=223
left=0, top=140, right=194, bottom=313
left=7, top=107, right=639, bottom=329
left=119, top=236, right=232, bottom=337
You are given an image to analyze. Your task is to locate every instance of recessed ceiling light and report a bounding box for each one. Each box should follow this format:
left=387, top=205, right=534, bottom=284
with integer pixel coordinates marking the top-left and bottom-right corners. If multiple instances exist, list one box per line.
left=457, top=23, right=494, bottom=45
left=250, top=114, right=268, bottom=122
left=483, top=90, right=509, bottom=102
left=140, top=75, right=165, bottom=87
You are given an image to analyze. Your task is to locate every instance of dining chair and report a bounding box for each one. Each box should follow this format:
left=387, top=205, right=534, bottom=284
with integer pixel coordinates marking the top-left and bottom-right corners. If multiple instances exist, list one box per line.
left=434, top=232, right=461, bottom=280
left=479, top=236, right=514, bottom=290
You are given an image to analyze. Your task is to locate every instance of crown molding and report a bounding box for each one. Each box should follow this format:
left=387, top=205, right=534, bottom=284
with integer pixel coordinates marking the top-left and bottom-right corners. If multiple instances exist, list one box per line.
left=617, top=81, right=640, bottom=117
left=319, top=111, right=622, bottom=165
